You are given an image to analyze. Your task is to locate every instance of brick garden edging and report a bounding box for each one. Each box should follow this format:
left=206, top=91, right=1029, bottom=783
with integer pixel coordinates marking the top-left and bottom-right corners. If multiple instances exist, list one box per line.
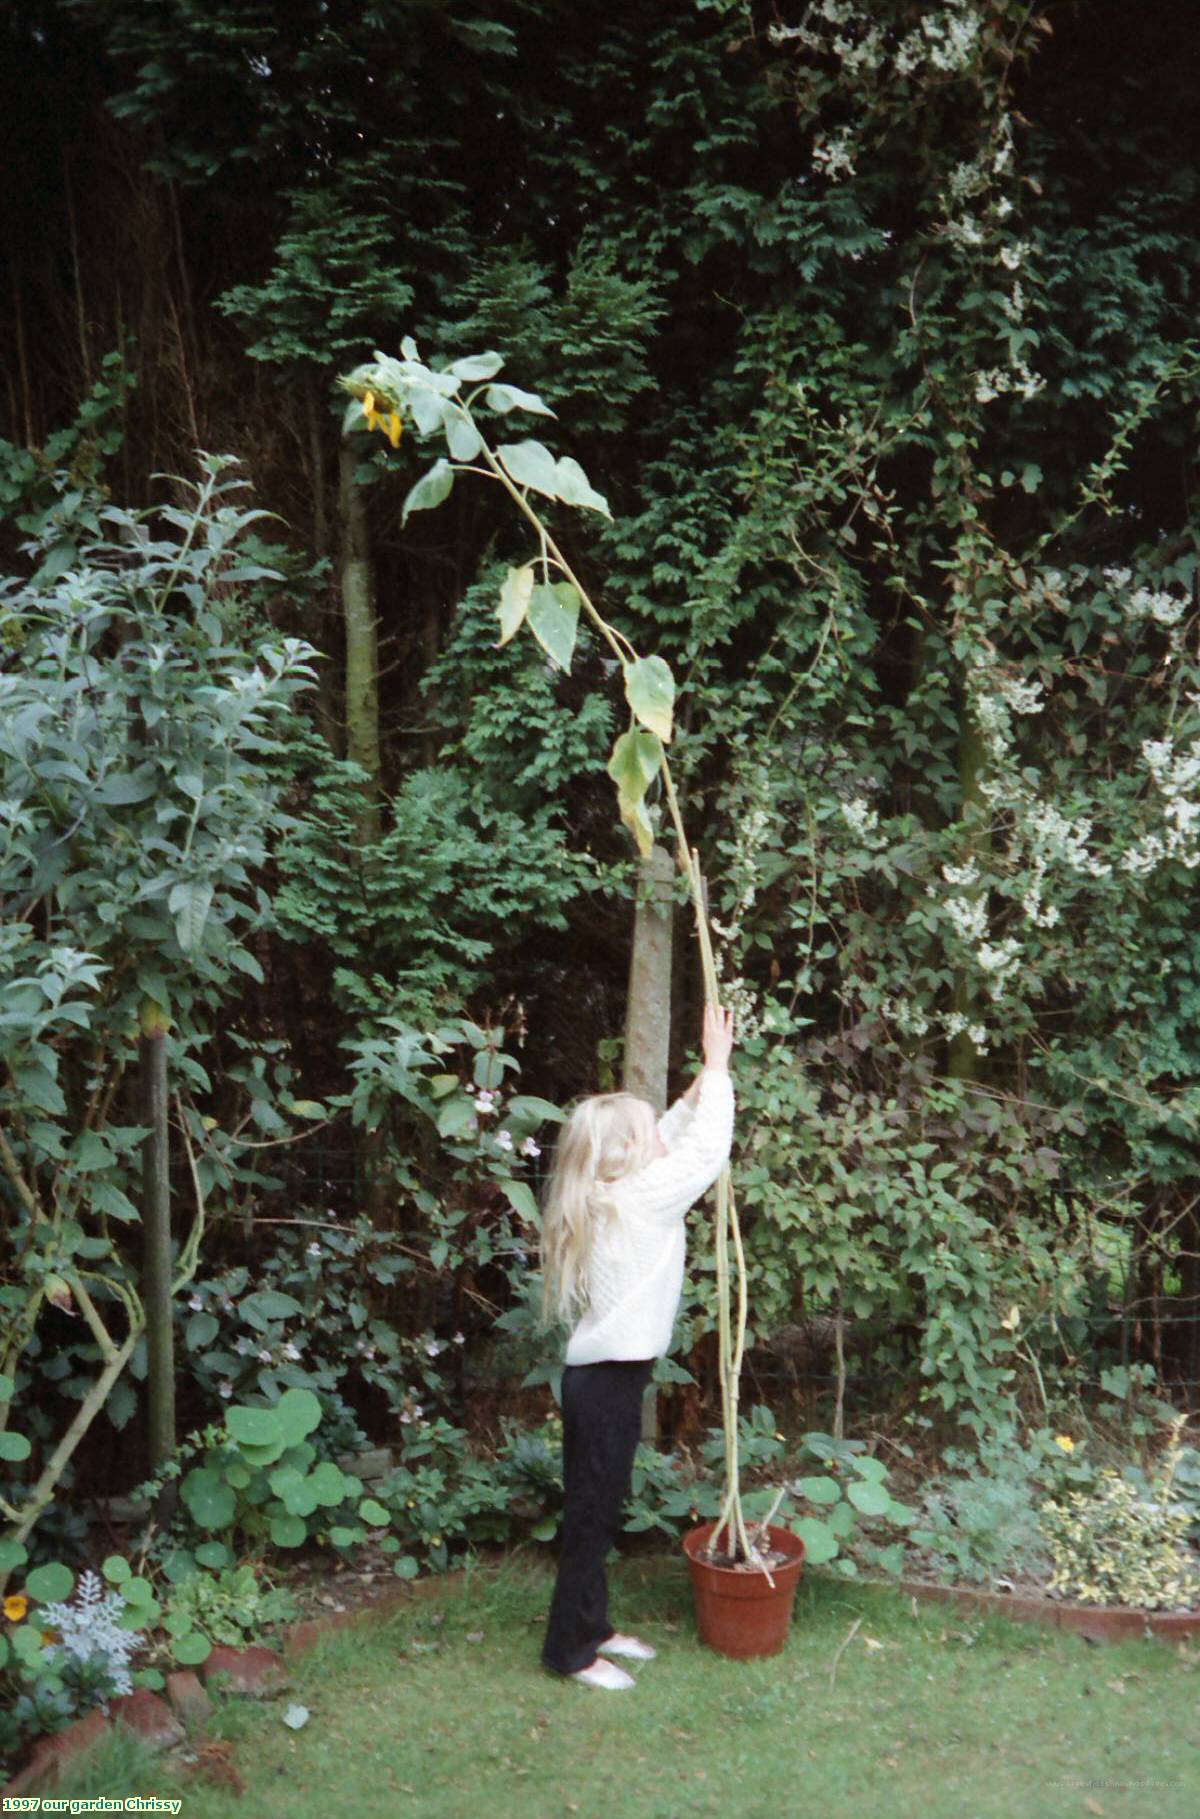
left=885, top=1573, right=1200, bottom=1643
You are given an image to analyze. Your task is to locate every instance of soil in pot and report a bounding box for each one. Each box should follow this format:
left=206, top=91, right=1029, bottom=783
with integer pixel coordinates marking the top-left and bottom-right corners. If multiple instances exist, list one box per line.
left=682, top=1521, right=806, bottom=1659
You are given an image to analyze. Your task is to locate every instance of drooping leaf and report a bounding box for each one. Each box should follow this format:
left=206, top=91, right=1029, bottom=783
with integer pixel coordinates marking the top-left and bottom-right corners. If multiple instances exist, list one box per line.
left=448, top=351, right=504, bottom=381
left=606, top=728, right=663, bottom=798
left=401, top=459, right=455, bottom=525
left=485, top=383, right=555, bottom=417
left=445, top=413, right=484, bottom=461
left=496, top=564, right=535, bottom=646
left=527, top=582, right=580, bottom=671
left=554, top=455, right=611, bottom=517
left=616, top=789, right=655, bottom=857
left=624, top=656, right=675, bottom=743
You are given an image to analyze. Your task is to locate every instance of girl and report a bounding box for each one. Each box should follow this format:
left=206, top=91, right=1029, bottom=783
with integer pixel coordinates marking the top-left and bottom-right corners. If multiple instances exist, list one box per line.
left=537, top=1002, right=735, bottom=1690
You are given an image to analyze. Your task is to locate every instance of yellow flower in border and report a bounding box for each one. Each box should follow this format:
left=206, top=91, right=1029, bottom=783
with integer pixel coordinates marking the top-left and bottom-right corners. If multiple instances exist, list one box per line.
left=385, top=411, right=403, bottom=449
left=4, top=1592, right=28, bottom=1621
left=1054, top=1434, right=1076, bottom=1453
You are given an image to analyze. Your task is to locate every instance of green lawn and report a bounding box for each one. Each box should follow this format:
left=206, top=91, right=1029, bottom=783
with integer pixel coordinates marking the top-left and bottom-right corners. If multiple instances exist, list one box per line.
left=57, top=1548, right=1200, bottom=1819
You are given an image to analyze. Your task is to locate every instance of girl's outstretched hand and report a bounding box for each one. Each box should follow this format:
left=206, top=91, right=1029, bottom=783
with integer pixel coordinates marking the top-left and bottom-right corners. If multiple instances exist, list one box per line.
left=702, top=1002, right=734, bottom=1071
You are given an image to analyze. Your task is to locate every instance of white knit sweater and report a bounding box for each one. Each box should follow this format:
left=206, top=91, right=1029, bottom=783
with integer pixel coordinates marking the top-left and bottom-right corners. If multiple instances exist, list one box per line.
left=563, top=1066, right=736, bottom=1366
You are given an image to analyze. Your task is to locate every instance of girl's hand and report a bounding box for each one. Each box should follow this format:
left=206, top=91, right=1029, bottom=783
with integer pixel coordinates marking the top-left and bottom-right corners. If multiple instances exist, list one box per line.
left=701, top=1002, right=734, bottom=1071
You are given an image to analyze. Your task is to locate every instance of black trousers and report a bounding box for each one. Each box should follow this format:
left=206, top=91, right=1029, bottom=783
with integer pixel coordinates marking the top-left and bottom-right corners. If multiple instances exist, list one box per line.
left=540, top=1356, right=655, bottom=1676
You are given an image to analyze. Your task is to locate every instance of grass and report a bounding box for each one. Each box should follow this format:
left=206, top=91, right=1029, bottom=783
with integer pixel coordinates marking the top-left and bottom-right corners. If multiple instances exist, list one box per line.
left=54, top=1545, right=1200, bottom=1819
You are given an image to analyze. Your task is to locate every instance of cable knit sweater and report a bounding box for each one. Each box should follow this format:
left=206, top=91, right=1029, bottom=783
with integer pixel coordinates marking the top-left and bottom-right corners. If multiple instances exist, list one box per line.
left=563, top=1066, right=736, bottom=1366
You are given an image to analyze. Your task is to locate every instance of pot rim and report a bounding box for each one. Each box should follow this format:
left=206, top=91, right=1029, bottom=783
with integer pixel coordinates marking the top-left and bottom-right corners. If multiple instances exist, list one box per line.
left=680, top=1519, right=807, bottom=1573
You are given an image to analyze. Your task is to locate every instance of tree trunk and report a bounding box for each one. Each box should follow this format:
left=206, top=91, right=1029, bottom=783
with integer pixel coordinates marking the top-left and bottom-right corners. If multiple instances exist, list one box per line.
left=339, top=435, right=382, bottom=845
left=622, top=844, right=675, bottom=1442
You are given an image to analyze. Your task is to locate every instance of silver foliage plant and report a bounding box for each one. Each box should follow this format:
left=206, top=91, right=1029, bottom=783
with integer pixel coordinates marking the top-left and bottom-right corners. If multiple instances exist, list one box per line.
left=38, top=1569, right=143, bottom=1700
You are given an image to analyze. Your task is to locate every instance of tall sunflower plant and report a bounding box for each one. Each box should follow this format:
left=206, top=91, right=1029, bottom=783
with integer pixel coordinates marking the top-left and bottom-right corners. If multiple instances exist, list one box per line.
left=338, top=340, right=777, bottom=1574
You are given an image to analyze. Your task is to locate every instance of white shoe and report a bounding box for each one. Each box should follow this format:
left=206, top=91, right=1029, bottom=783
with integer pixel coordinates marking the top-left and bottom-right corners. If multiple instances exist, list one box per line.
left=569, top=1656, right=636, bottom=1690
left=597, top=1632, right=657, bottom=1661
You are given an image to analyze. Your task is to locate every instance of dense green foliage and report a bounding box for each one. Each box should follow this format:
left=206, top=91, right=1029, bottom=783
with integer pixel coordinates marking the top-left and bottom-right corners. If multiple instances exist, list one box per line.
left=1, top=0, right=1199, bottom=1589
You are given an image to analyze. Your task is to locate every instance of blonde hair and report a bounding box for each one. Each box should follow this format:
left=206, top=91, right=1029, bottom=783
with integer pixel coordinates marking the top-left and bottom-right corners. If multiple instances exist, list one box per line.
left=538, top=1092, right=659, bottom=1329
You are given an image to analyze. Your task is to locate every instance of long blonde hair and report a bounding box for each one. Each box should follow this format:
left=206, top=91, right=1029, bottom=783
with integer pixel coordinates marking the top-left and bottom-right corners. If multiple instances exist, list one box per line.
left=538, top=1092, right=659, bottom=1329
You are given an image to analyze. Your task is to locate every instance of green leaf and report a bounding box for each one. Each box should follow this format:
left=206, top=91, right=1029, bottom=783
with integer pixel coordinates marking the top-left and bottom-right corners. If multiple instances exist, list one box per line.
left=169, top=878, right=213, bottom=954
left=846, top=1479, right=891, bottom=1517
left=496, top=564, right=534, bottom=646
left=505, top=1095, right=566, bottom=1126
left=624, top=656, right=675, bottom=743
left=606, top=728, right=663, bottom=799
left=792, top=1517, right=839, bottom=1565
left=359, top=1497, right=390, bottom=1526
left=554, top=455, right=610, bottom=518
left=527, top=581, right=580, bottom=671
left=436, top=1097, right=476, bottom=1139
left=180, top=1467, right=236, bottom=1529
left=485, top=383, right=555, bottom=417
left=445, top=413, right=484, bottom=461
left=102, top=1555, right=132, bottom=1584
left=269, top=1513, right=307, bottom=1548
left=393, top=1555, right=420, bottom=1579
left=794, top=1474, right=841, bottom=1505
left=276, top=1386, right=323, bottom=1445
left=26, top=1562, right=75, bottom=1603
left=497, top=440, right=559, bottom=496
left=0, top=1431, right=31, bottom=1462
left=186, top=1311, right=219, bottom=1350
left=499, top=1179, right=539, bottom=1224
left=401, top=459, right=455, bottom=526
left=173, top=1631, right=212, bottom=1666
left=225, top=1405, right=283, bottom=1448
left=616, top=789, right=655, bottom=857
left=449, top=351, right=504, bottom=381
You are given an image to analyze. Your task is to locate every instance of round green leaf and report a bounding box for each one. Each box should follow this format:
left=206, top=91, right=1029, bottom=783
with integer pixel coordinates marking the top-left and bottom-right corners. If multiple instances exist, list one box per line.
left=0, top=1538, right=29, bottom=1575
left=393, top=1555, right=420, bottom=1579
left=102, top=1554, right=131, bottom=1585
left=846, top=1479, right=891, bottom=1517
left=25, top=1562, right=74, bottom=1603
left=0, top=1431, right=32, bottom=1463
left=794, top=1474, right=841, bottom=1505
left=308, top=1461, right=347, bottom=1507
left=225, top=1405, right=283, bottom=1449
left=850, top=1456, right=888, bottom=1484
left=194, top=1541, right=231, bottom=1570
left=173, top=1631, right=212, bottom=1666
left=624, top=655, right=675, bottom=743
left=792, top=1517, right=839, bottom=1565
left=269, top=1513, right=307, bottom=1548
left=358, top=1498, right=390, bottom=1527
left=181, top=1466, right=236, bottom=1529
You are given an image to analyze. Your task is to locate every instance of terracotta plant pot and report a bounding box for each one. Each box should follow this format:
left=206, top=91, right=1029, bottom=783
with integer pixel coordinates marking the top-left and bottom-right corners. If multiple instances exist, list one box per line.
left=682, top=1520, right=807, bottom=1659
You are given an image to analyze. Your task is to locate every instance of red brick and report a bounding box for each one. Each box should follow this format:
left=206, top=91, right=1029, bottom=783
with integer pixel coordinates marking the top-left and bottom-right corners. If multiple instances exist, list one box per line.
left=165, top=1668, right=214, bottom=1726
left=201, top=1643, right=291, bottom=1697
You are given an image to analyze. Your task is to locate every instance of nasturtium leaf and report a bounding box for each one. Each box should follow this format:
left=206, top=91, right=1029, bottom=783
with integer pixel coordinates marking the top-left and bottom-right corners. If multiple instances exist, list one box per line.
left=224, top=1405, right=282, bottom=1448
left=793, top=1517, right=839, bottom=1564
left=0, top=1539, right=28, bottom=1575
left=445, top=413, right=484, bottom=461
left=499, top=1179, right=539, bottom=1224
left=174, top=1631, right=212, bottom=1666
left=527, top=582, right=580, bottom=671
left=393, top=1555, right=420, bottom=1579
left=0, top=1432, right=31, bottom=1463
left=181, top=1468, right=236, bottom=1530
left=401, top=459, right=454, bottom=525
left=449, top=350, right=504, bottom=381
left=794, top=1474, right=841, bottom=1505
left=308, top=1461, right=347, bottom=1506
left=624, top=656, right=675, bottom=743
left=497, top=440, right=559, bottom=497
left=269, top=1513, right=307, bottom=1548
left=276, top=1386, right=323, bottom=1445
left=606, top=729, right=663, bottom=799
left=485, top=383, right=555, bottom=417
left=194, top=1542, right=230, bottom=1570
left=496, top=564, right=534, bottom=646
left=26, top=1562, right=75, bottom=1603
left=846, top=1479, right=891, bottom=1517
left=554, top=455, right=611, bottom=517
left=850, top=1456, right=888, bottom=1484
left=358, top=1498, right=390, bottom=1526
left=102, top=1555, right=131, bottom=1585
